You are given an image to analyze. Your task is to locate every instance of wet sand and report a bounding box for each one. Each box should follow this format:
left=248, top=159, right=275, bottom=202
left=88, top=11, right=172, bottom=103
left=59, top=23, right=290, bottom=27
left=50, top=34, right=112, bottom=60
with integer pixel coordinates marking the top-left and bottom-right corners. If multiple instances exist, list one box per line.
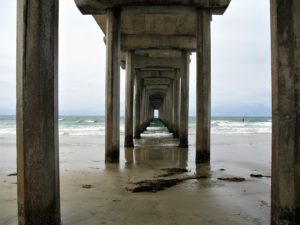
left=0, top=132, right=271, bottom=225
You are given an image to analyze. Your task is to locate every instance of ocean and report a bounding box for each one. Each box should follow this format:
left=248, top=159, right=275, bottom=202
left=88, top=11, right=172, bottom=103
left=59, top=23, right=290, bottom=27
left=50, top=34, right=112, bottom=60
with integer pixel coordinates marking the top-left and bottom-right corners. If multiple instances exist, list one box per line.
left=0, top=115, right=271, bottom=136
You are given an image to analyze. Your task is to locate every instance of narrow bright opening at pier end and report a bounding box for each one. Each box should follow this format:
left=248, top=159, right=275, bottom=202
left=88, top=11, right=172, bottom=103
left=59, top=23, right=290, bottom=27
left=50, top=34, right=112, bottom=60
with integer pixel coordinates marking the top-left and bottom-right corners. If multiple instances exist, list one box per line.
left=154, top=109, right=159, bottom=118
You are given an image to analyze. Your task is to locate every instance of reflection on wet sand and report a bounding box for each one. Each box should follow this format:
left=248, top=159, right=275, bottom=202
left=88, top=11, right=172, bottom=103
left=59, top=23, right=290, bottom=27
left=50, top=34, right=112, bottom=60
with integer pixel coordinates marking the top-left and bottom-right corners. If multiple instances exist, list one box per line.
left=123, top=120, right=214, bottom=180
left=124, top=121, right=188, bottom=169
left=125, top=147, right=188, bottom=168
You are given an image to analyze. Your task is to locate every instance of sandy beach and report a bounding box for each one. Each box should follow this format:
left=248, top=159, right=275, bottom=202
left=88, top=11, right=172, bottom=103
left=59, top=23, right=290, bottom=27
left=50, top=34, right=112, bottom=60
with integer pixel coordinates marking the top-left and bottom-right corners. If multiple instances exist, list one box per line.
left=0, top=132, right=271, bottom=225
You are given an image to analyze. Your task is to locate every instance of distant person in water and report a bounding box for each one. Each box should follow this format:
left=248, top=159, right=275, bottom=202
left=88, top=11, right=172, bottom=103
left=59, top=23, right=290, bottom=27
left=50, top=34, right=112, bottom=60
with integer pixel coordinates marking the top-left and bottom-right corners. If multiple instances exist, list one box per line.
left=242, top=118, right=245, bottom=122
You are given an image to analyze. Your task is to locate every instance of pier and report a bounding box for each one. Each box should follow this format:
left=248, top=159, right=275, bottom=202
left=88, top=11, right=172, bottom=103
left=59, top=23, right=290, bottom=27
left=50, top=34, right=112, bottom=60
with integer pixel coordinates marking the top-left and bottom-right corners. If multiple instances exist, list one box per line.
left=16, top=0, right=300, bottom=224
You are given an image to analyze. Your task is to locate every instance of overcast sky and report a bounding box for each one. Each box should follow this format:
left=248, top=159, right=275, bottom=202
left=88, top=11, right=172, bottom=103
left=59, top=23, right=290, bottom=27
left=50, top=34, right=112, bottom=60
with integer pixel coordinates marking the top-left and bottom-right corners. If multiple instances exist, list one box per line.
left=0, top=0, right=271, bottom=116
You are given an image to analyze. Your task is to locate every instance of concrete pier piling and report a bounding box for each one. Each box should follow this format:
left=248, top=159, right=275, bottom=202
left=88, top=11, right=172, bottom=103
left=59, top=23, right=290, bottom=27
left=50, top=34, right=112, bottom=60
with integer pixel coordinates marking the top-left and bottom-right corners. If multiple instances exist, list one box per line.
left=179, top=51, right=190, bottom=148
left=17, top=0, right=60, bottom=224
left=196, top=9, right=211, bottom=163
left=134, top=73, right=142, bottom=139
left=270, top=0, right=300, bottom=224
left=105, top=9, right=121, bottom=163
left=124, top=51, right=135, bottom=147
left=173, top=70, right=180, bottom=138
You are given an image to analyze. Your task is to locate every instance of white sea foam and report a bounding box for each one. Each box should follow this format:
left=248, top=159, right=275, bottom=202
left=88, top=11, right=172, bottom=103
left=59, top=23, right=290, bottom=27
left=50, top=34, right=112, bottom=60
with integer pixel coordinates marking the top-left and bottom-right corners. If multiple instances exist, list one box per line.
left=85, top=120, right=97, bottom=123
left=0, top=128, right=16, bottom=135
left=142, top=132, right=173, bottom=137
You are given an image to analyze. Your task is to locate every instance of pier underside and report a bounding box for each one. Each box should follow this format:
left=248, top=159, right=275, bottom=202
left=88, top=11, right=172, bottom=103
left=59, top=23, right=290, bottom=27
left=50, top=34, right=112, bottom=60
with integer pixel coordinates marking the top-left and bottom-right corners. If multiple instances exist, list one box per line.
left=15, top=0, right=300, bottom=224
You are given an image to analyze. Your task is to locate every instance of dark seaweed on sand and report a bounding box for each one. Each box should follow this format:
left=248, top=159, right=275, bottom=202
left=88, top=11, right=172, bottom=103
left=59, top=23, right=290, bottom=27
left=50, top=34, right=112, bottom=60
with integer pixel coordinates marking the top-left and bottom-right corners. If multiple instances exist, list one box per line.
left=127, top=175, right=208, bottom=193
left=217, top=177, right=246, bottom=182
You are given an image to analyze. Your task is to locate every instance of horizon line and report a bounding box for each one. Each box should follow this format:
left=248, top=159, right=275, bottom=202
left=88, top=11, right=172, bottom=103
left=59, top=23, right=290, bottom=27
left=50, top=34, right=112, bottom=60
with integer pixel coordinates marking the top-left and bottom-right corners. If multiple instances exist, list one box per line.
left=0, top=114, right=272, bottom=117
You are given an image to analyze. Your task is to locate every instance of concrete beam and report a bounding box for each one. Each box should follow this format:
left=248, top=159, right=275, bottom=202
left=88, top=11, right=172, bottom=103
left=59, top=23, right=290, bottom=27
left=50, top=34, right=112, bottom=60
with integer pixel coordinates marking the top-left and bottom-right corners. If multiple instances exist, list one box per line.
left=121, top=12, right=196, bottom=36
left=17, top=0, right=60, bottom=224
left=133, top=55, right=182, bottom=69
left=144, top=78, right=171, bottom=85
left=135, top=49, right=182, bottom=58
left=119, top=50, right=182, bottom=68
left=145, top=85, right=169, bottom=91
left=150, top=99, right=163, bottom=103
left=75, top=1, right=231, bottom=15
left=122, top=34, right=196, bottom=50
left=150, top=97, right=163, bottom=101
left=139, top=70, right=176, bottom=79
left=150, top=95, right=164, bottom=99
left=146, top=90, right=167, bottom=95
left=140, top=67, right=176, bottom=72
left=150, top=98, right=163, bottom=105
left=93, top=13, right=196, bottom=39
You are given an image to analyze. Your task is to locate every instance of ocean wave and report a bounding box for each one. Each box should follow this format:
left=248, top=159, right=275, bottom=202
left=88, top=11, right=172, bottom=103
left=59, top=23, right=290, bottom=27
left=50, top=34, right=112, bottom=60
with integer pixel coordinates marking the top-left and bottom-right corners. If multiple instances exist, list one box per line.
left=142, top=132, right=173, bottom=137
left=85, top=120, right=97, bottom=123
left=0, top=116, right=272, bottom=136
left=147, top=127, right=168, bottom=131
left=59, top=131, right=104, bottom=136
left=0, top=129, right=16, bottom=135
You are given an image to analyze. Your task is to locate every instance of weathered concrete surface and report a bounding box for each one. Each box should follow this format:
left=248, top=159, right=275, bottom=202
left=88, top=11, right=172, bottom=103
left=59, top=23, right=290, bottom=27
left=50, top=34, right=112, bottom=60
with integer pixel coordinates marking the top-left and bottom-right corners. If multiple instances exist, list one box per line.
left=140, top=86, right=147, bottom=131
left=75, top=0, right=231, bottom=15
left=145, top=85, right=169, bottom=91
left=16, top=0, right=60, bottom=224
left=139, top=70, right=176, bottom=79
left=134, top=74, right=142, bottom=139
left=105, top=9, right=121, bottom=163
left=144, top=78, right=170, bottom=86
left=122, top=34, right=195, bottom=50
left=134, top=49, right=182, bottom=58
left=196, top=10, right=211, bottom=164
left=173, top=70, right=180, bottom=138
left=121, top=12, right=196, bottom=35
left=91, top=3, right=230, bottom=51
left=179, top=51, right=190, bottom=148
left=124, top=51, right=135, bottom=147
left=270, top=0, right=300, bottom=224
left=133, top=56, right=181, bottom=69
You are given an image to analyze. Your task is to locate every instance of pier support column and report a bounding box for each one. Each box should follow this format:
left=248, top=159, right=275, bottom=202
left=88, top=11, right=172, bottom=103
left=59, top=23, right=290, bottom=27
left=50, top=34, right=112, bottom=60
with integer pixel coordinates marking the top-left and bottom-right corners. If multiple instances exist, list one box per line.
left=169, top=80, right=174, bottom=133
left=179, top=51, right=190, bottom=148
left=105, top=9, right=120, bottom=163
left=134, top=73, right=142, bottom=139
left=271, top=1, right=300, bottom=224
left=173, top=69, right=180, bottom=138
left=170, top=83, right=174, bottom=132
left=124, top=51, right=134, bottom=147
left=140, top=85, right=146, bottom=132
left=17, top=0, right=60, bottom=224
left=196, top=9, right=211, bottom=164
